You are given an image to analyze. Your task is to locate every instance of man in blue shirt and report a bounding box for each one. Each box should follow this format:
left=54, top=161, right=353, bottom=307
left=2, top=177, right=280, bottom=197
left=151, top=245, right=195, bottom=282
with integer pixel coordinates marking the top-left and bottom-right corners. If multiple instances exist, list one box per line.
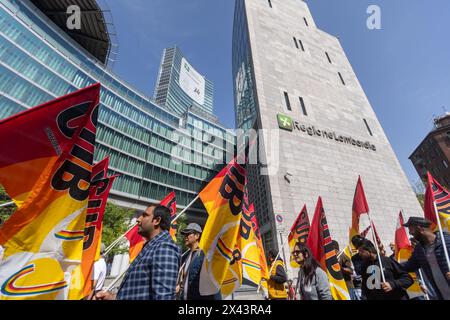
left=96, top=204, right=180, bottom=300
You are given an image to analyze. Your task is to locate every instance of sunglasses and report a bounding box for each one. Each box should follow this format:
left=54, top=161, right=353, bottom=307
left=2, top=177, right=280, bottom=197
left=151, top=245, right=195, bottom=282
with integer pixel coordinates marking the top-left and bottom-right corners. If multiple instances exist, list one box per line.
left=292, top=250, right=301, bottom=256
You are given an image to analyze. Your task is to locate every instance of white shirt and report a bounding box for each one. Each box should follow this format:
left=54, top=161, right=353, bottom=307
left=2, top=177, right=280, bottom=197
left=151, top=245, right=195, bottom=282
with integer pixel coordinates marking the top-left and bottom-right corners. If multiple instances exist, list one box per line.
left=92, top=258, right=107, bottom=291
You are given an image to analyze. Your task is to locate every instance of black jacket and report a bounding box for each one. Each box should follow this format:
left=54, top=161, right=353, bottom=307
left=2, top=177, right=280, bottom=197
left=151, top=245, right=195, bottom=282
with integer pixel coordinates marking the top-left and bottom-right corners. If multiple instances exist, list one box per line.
left=181, top=250, right=222, bottom=300
left=361, top=256, right=413, bottom=300
left=400, top=232, right=450, bottom=299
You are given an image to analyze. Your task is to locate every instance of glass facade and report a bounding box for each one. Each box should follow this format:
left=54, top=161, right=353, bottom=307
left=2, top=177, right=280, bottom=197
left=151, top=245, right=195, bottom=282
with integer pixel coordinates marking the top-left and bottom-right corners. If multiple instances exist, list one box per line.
left=232, top=0, right=257, bottom=131
left=0, top=0, right=235, bottom=211
left=232, top=0, right=275, bottom=249
left=154, top=46, right=214, bottom=116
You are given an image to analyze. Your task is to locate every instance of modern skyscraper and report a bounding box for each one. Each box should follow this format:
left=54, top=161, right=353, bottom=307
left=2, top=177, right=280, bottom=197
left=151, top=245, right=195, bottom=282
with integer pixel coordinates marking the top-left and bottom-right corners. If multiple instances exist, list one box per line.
left=0, top=0, right=235, bottom=221
left=232, top=0, right=422, bottom=252
left=154, top=46, right=214, bottom=117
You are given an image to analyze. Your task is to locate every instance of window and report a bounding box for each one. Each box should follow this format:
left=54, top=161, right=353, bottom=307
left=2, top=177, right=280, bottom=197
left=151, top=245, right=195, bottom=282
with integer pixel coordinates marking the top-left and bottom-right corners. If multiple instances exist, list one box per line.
left=293, top=37, right=299, bottom=49
left=303, top=17, right=309, bottom=27
left=338, top=72, right=346, bottom=85
left=325, top=52, right=332, bottom=64
left=268, top=0, right=272, bottom=8
left=298, top=39, right=305, bottom=52
left=363, top=119, right=373, bottom=136
left=283, top=92, right=292, bottom=111
left=299, top=97, right=307, bottom=116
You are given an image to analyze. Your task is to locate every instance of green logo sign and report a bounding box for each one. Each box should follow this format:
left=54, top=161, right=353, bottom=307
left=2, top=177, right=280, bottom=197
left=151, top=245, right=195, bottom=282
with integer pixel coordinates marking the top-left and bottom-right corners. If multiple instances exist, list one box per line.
left=277, top=114, right=293, bottom=131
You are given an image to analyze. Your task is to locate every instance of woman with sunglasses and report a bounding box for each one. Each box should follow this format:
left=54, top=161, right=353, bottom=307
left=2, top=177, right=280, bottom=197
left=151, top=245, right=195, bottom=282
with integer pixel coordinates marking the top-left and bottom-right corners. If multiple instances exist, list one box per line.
left=292, top=243, right=332, bottom=300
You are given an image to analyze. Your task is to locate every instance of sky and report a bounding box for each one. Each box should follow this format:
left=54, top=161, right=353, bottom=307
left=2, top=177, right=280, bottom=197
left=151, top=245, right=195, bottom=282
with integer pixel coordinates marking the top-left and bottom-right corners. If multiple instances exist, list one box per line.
left=104, top=0, right=450, bottom=189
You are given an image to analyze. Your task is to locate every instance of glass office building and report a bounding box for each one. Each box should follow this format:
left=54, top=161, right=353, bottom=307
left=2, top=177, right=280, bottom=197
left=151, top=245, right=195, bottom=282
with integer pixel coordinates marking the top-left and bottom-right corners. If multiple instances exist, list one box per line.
left=0, top=0, right=235, bottom=216
left=154, top=46, right=214, bottom=117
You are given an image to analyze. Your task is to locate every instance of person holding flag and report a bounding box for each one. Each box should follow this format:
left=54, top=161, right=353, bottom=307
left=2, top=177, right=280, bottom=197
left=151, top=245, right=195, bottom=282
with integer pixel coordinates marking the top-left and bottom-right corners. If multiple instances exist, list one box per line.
left=266, top=249, right=288, bottom=300
left=96, top=204, right=180, bottom=300
left=358, top=239, right=413, bottom=300
left=401, top=217, right=450, bottom=300
left=176, top=223, right=221, bottom=300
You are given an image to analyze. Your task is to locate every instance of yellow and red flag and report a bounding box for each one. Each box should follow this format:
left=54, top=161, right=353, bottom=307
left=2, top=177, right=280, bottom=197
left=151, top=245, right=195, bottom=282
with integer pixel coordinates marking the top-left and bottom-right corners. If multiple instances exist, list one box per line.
left=395, top=211, right=424, bottom=299
left=69, top=158, right=117, bottom=299
left=349, top=176, right=369, bottom=254
left=424, top=171, right=450, bottom=232
left=125, top=225, right=145, bottom=264
left=288, top=205, right=310, bottom=268
left=248, top=205, right=269, bottom=285
left=0, top=83, right=100, bottom=300
left=124, top=192, right=176, bottom=263
left=160, top=191, right=177, bottom=241
left=199, top=158, right=246, bottom=296
left=307, top=197, right=350, bottom=300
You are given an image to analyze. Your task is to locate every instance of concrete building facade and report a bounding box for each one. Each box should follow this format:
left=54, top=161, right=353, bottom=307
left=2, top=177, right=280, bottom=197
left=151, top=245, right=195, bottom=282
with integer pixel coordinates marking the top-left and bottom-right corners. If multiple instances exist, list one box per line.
left=232, top=0, right=422, bottom=255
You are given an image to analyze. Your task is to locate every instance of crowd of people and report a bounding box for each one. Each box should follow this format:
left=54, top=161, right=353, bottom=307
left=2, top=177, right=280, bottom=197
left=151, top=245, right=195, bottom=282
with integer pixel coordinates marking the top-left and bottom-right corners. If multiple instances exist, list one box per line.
left=89, top=204, right=449, bottom=300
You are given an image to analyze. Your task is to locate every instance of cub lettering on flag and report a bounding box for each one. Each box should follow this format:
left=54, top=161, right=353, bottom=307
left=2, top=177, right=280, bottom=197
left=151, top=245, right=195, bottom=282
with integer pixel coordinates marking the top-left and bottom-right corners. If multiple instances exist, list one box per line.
left=199, top=158, right=246, bottom=296
left=69, top=158, right=117, bottom=299
left=307, top=197, right=350, bottom=300
left=0, top=84, right=100, bottom=300
left=288, top=205, right=310, bottom=268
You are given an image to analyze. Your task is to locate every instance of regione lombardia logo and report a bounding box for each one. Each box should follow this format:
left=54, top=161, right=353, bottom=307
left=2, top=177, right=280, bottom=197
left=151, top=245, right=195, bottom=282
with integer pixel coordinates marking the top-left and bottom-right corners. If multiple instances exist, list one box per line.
left=277, top=114, right=293, bottom=131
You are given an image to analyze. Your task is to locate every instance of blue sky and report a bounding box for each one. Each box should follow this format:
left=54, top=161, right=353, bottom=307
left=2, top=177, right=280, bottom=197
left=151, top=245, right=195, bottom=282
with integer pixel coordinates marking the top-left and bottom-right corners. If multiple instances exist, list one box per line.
left=104, top=0, right=450, bottom=189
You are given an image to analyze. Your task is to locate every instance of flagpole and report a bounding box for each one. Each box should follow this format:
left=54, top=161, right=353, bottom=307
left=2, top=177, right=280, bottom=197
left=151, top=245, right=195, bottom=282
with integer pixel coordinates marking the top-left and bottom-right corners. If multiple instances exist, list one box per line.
left=0, top=201, right=14, bottom=208
left=432, top=201, right=450, bottom=270
left=104, top=223, right=137, bottom=256
left=417, top=269, right=430, bottom=300
left=257, top=232, right=288, bottom=293
left=171, top=194, right=200, bottom=224
left=105, top=267, right=128, bottom=292
left=367, top=214, right=386, bottom=283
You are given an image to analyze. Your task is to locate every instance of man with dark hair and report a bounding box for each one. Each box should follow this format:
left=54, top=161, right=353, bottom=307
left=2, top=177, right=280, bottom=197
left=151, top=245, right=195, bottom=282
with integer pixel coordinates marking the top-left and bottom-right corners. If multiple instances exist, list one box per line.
left=267, top=249, right=288, bottom=300
left=349, top=235, right=365, bottom=299
left=401, top=217, right=450, bottom=300
left=176, top=223, right=221, bottom=300
left=358, top=239, right=413, bottom=300
left=96, top=204, right=180, bottom=300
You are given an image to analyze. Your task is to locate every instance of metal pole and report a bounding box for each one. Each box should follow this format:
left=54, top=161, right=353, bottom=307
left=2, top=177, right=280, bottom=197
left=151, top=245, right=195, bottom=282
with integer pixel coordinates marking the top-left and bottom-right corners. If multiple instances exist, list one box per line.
left=105, top=267, right=127, bottom=292
left=104, top=222, right=137, bottom=255
left=432, top=201, right=450, bottom=270
left=279, top=231, right=288, bottom=273
left=417, top=269, right=430, bottom=300
left=0, top=201, right=14, bottom=208
left=367, top=214, right=386, bottom=283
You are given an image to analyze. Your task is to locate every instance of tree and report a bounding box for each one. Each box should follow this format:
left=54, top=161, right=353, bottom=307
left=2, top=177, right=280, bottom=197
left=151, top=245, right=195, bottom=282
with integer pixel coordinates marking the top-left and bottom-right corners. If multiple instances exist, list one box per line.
left=0, top=184, right=15, bottom=224
left=101, top=202, right=135, bottom=257
left=412, top=179, right=425, bottom=209
left=174, top=214, right=188, bottom=252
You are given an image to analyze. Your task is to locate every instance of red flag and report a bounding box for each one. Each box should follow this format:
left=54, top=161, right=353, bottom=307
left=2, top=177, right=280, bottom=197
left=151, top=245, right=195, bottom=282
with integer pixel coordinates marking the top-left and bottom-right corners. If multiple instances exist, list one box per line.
left=395, top=211, right=412, bottom=256
left=160, top=191, right=177, bottom=241
left=424, top=171, right=450, bottom=232
left=351, top=176, right=369, bottom=233
left=306, top=197, right=350, bottom=300
left=288, top=204, right=310, bottom=248
left=124, top=225, right=145, bottom=263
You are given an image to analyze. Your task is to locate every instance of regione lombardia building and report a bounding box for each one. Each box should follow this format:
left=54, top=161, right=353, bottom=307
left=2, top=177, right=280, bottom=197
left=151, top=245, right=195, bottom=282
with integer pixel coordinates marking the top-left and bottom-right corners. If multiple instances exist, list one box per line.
left=232, top=0, right=422, bottom=259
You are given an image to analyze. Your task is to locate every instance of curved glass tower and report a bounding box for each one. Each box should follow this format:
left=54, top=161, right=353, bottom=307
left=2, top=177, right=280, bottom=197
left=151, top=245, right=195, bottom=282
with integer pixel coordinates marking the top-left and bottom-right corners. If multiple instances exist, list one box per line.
left=0, top=0, right=235, bottom=219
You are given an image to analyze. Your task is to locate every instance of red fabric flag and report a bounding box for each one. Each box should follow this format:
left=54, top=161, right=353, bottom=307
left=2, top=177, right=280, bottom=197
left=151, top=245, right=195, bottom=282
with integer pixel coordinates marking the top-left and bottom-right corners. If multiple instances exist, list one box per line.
left=351, top=176, right=370, bottom=233
left=424, top=171, right=450, bottom=232
left=306, top=197, right=350, bottom=300
left=160, top=191, right=177, bottom=241
left=124, top=225, right=145, bottom=263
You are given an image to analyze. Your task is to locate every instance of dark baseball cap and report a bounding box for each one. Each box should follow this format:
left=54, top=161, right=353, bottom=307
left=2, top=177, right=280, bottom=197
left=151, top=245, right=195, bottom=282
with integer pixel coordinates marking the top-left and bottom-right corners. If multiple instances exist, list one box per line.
left=403, top=217, right=432, bottom=228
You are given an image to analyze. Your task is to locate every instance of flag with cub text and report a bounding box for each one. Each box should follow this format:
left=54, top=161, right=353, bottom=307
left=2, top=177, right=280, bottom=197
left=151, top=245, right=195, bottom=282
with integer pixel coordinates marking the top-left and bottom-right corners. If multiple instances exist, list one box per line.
left=0, top=84, right=100, bottom=300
